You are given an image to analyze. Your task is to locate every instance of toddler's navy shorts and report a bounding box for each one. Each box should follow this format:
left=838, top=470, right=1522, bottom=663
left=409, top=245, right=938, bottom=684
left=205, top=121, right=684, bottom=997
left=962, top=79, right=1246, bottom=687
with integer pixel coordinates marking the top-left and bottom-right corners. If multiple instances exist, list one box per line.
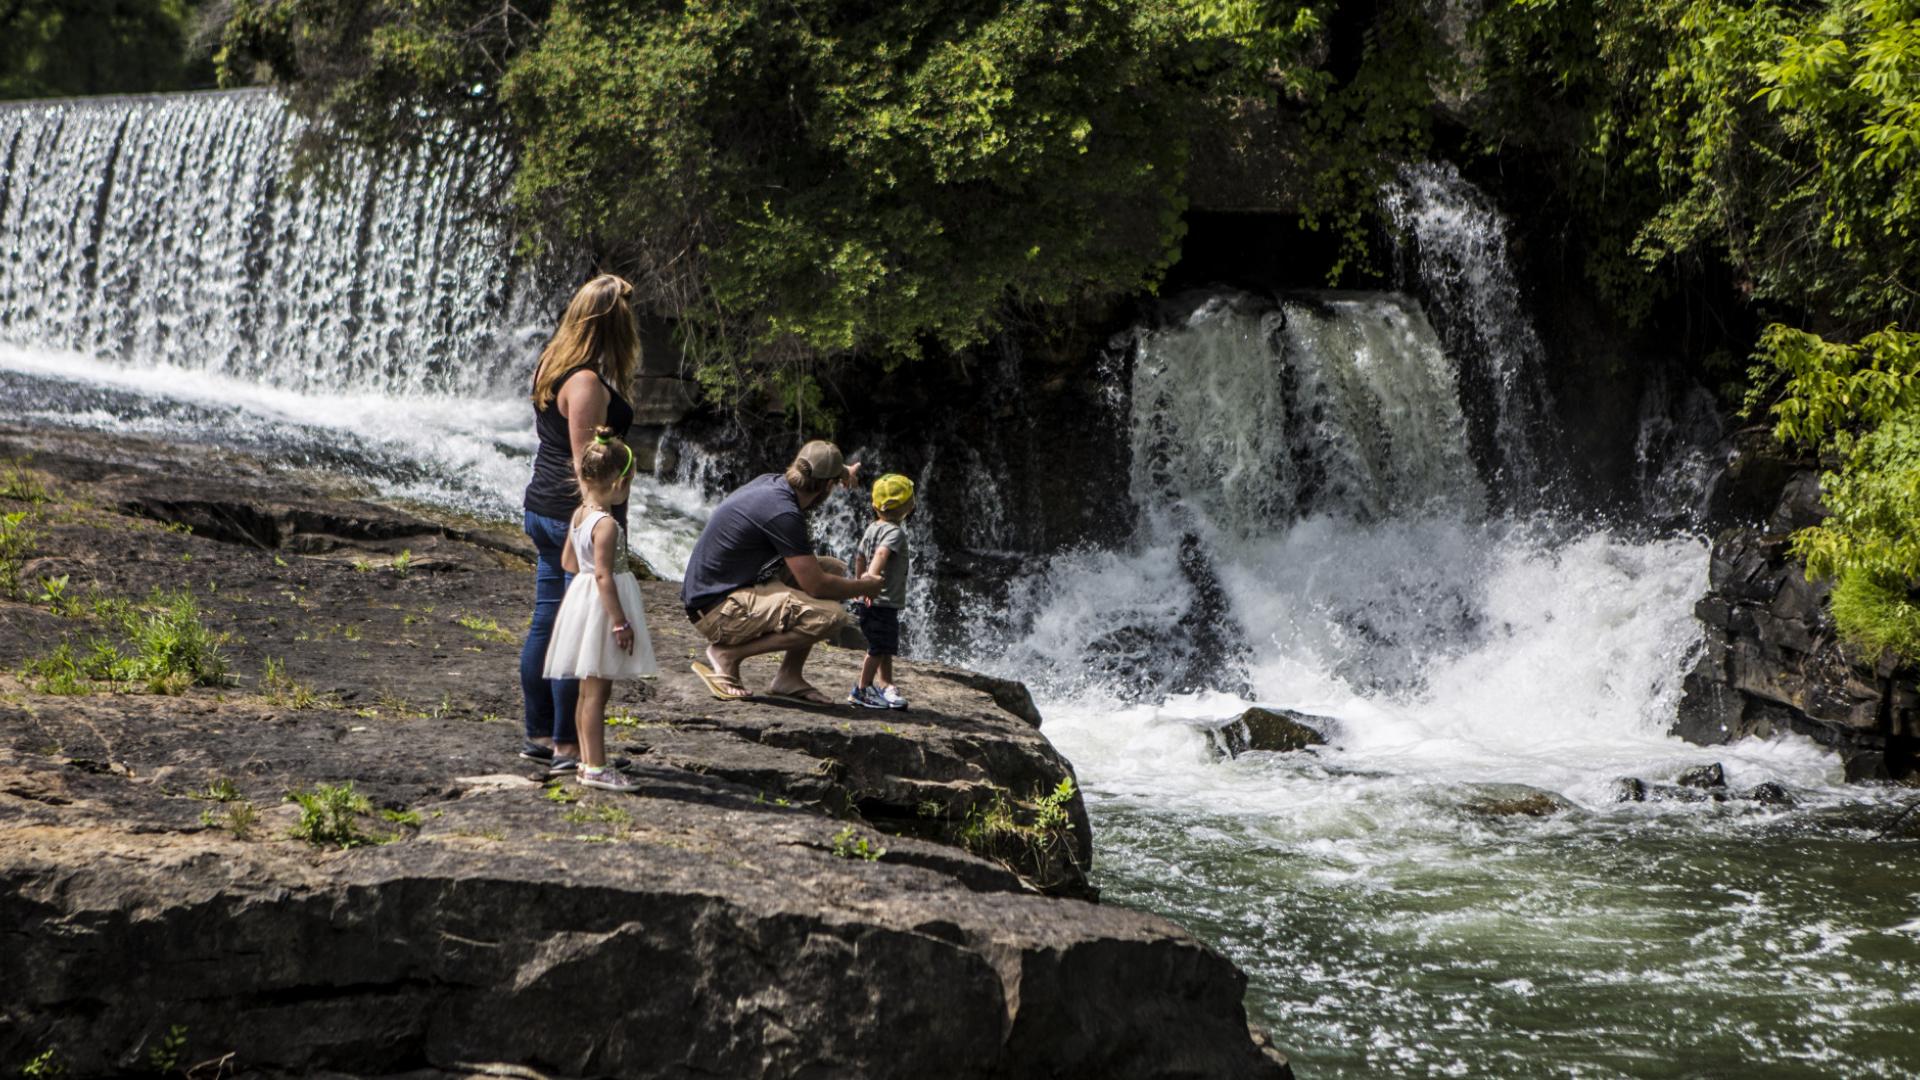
left=858, top=604, right=902, bottom=657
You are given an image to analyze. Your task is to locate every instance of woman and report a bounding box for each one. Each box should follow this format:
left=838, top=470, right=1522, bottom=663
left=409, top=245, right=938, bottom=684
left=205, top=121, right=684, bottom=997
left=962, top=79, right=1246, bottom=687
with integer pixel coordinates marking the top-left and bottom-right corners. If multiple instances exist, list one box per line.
left=519, top=274, right=639, bottom=772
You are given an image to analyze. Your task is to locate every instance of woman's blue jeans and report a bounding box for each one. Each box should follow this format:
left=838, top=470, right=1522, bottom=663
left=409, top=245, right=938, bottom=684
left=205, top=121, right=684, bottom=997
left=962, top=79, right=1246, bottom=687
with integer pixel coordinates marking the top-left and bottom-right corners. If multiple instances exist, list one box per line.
left=520, top=509, right=578, bottom=746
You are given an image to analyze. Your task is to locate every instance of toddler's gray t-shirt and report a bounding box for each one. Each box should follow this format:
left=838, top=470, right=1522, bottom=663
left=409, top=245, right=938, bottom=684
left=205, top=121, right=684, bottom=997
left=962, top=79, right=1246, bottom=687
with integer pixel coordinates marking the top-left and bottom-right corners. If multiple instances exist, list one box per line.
left=858, top=520, right=910, bottom=609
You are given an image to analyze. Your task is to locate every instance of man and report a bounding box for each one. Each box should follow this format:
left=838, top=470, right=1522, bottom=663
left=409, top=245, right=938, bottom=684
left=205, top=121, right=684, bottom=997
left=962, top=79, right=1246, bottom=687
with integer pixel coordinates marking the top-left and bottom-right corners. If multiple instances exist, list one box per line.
left=683, top=440, right=881, bottom=703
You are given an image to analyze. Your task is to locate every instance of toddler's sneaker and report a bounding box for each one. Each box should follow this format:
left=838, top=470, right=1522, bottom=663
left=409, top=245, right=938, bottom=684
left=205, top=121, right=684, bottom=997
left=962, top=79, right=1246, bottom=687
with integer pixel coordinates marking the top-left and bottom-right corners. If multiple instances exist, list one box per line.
left=849, top=685, right=890, bottom=709
left=880, top=686, right=909, bottom=710
left=578, top=765, right=638, bottom=792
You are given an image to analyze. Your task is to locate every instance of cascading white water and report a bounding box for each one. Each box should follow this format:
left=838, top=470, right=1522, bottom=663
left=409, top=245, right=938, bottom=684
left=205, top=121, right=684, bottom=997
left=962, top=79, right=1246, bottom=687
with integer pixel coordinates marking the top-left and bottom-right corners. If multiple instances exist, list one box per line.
left=930, top=179, right=1916, bottom=1077
left=1381, top=161, right=1558, bottom=502
left=0, top=92, right=706, bottom=571
left=0, top=91, right=543, bottom=395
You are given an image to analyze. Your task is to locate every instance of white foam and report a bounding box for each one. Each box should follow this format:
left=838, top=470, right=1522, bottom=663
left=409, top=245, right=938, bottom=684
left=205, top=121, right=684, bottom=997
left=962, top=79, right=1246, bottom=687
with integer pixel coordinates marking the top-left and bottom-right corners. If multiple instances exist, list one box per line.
left=0, top=340, right=710, bottom=574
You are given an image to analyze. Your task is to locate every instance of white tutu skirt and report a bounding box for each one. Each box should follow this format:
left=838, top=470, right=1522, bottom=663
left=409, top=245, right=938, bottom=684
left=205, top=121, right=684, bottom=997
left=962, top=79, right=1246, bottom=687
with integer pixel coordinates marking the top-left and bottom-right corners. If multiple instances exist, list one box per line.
left=543, top=571, right=659, bottom=679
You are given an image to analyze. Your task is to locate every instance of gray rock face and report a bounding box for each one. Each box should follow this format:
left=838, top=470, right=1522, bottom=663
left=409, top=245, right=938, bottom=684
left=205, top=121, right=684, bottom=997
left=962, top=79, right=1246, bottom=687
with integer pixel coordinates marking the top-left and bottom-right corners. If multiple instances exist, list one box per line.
left=0, top=425, right=1290, bottom=1080
left=1673, top=455, right=1920, bottom=780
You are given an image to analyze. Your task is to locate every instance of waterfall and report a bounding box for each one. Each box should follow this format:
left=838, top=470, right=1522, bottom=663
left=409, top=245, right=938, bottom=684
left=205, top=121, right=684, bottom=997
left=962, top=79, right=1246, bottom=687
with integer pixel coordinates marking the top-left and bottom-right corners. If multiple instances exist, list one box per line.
left=0, top=91, right=705, bottom=572
left=1381, top=161, right=1559, bottom=504
left=0, top=90, right=550, bottom=397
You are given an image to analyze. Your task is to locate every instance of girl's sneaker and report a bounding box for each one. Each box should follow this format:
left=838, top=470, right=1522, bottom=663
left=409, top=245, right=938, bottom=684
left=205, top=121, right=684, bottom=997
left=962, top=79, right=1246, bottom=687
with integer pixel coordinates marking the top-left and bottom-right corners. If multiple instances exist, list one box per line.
left=578, top=765, right=638, bottom=792
left=879, top=686, right=909, bottom=710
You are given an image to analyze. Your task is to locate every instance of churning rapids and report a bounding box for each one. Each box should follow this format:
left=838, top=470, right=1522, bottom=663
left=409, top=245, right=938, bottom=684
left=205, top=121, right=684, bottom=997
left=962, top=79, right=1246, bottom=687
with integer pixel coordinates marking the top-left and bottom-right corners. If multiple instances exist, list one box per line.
left=4, top=93, right=1918, bottom=1078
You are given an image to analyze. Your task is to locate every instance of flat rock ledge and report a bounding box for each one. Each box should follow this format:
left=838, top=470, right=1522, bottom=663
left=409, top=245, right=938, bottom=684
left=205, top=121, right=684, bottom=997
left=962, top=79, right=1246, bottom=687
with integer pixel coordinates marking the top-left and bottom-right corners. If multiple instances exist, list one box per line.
left=0, top=427, right=1289, bottom=1079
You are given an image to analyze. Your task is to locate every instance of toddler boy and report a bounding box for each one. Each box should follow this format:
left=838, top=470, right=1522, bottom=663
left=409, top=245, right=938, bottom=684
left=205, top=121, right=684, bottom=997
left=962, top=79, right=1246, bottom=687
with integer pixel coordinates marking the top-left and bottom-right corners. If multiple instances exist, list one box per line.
left=850, top=473, right=914, bottom=709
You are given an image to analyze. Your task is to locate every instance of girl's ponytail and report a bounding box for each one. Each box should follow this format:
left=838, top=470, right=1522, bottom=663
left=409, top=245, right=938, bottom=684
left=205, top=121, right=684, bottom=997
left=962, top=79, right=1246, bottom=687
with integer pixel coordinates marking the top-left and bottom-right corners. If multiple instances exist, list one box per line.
left=579, top=427, right=634, bottom=484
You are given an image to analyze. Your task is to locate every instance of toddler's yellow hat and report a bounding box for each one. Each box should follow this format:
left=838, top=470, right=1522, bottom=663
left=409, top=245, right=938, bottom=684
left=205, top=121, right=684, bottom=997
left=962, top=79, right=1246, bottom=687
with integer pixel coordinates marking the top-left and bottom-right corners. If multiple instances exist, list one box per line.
left=872, top=473, right=915, bottom=512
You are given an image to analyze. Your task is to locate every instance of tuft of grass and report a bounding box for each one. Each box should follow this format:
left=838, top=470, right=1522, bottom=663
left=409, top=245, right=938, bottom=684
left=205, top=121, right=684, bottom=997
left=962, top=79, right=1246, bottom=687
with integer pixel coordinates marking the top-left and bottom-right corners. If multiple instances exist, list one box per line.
left=24, top=588, right=228, bottom=695
left=380, top=807, right=422, bottom=827
left=0, top=510, right=37, bottom=599
left=456, top=614, right=516, bottom=644
left=260, top=657, right=333, bottom=710
left=193, top=778, right=242, bottom=803
left=544, top=782, right=580, bottom=804
left=830, top=825, right=886, bottom=861
left=0, top=459, right=52, bottom=503
left=286, top=782, right=375, bottom=849
left=199, top=800, right=258, bottom=839
left=391, top=549, right=413, bottom=578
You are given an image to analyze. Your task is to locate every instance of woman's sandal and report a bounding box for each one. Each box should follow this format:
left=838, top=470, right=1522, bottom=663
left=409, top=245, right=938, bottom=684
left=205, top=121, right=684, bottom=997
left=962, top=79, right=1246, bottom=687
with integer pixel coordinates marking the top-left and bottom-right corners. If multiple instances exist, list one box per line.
left=690, top=661, right=752, bottom=701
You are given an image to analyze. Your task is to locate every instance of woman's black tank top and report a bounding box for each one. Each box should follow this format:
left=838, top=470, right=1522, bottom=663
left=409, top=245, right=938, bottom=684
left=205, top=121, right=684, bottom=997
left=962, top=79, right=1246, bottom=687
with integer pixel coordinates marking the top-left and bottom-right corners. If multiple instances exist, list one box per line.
left=522, top=365, right=636, bottom=525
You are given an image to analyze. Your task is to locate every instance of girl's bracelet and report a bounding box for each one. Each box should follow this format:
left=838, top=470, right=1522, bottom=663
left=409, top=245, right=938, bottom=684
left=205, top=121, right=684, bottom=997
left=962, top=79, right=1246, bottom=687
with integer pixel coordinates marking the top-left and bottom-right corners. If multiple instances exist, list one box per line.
left=611, top=622, right=631, bottom=634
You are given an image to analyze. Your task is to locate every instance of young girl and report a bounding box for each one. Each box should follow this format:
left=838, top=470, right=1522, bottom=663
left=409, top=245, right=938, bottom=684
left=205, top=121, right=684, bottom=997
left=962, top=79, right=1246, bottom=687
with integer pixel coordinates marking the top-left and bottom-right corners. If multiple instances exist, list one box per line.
left=544, top=427, right=658, bottom=791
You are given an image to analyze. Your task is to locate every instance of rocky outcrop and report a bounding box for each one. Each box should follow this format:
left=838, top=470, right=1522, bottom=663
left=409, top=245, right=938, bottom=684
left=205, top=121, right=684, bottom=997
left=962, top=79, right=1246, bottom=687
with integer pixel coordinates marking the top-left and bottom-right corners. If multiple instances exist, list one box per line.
left=1673, top=454, right=1920, bottom=780
left=0, top=426, right=1292, bottom=1080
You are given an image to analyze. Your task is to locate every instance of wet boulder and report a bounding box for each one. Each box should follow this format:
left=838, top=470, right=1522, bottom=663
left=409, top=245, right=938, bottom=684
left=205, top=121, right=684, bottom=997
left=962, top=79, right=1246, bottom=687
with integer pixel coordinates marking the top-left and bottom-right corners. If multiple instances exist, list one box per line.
left=1208, top=708, right=1333, bottom=759
left=1467, top=787, right=1572, bottom=817
left=1676, top=762, right=1727, bottom=790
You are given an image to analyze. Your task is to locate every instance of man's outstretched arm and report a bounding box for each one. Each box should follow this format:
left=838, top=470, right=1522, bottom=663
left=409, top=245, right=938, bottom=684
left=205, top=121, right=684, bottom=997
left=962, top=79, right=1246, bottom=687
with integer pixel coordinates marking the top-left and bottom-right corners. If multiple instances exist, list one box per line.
left=785, top=554, right=881, bottom=601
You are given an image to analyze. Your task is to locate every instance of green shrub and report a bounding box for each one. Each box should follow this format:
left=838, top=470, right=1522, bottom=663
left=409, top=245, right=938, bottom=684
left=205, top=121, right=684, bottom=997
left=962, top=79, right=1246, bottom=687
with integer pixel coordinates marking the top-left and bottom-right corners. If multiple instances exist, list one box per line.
left=116, top=589, right=230, bottom=693
left=287, top=782, right=375, bottom=849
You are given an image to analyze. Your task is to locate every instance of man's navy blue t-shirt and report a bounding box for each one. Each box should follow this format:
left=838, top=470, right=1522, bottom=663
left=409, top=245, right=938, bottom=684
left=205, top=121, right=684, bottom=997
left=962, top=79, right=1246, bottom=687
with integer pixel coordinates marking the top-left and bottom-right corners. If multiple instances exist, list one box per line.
left=681, top=474, right=813, bottom=612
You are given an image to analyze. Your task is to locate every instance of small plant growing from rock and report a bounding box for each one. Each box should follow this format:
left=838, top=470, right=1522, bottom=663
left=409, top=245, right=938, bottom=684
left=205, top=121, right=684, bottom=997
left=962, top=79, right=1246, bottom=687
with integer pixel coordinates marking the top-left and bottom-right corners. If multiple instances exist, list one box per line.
left=544, top=781, right=580, bottom=804
left=21, top=1047, right=64, bottom=1078
left=380, top=807, right=422, bottom=828
left=0, top=459, right=51, bottom=503
left=0, top=511, right=37, bottom=599
left=391, top=549, right=412, bottom=578
left=957, top=779, right=1079, bottom=889
left=194, top=778, right=242, bottom=803
left=146, top=1025, right=188, bottom=1074
left=259, top=657, right=331, bottom=709
left=38, top=574, right=81, bottom=617
left=831, top=825, right=886, bottom=861
left=200, top=801, right=259, bottom=839
left=287, top=782, right=374, bottom=849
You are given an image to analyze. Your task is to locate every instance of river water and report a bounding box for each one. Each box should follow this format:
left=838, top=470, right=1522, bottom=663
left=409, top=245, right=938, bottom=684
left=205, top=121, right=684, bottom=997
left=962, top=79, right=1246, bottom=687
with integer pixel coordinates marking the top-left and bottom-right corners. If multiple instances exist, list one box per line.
left=3, top=93, right=1917, bottom=1078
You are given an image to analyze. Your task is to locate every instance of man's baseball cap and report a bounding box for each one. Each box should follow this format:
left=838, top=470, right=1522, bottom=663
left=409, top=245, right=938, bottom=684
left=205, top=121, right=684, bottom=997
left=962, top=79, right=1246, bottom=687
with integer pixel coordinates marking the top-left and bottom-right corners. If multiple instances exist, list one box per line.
left=792, top=440, right=845, bottom=483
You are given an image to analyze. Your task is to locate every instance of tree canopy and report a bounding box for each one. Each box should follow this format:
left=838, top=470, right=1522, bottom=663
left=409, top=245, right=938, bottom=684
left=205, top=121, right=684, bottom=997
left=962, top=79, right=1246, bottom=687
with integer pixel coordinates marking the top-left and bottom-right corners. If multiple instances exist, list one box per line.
left=1, top=0, right=213, bottom=100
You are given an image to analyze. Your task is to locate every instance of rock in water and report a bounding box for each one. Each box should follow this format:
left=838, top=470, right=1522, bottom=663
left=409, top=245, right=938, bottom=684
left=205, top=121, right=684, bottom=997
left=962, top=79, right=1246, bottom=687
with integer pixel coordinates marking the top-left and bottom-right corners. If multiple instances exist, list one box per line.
left=1207, top=708, right=1333, bottom=758
left=1467, top=787, right=1572, bottom=817
left=1613, top=777, right=1649, bottom=803
left=1677, top=763, right=1727, bottom=789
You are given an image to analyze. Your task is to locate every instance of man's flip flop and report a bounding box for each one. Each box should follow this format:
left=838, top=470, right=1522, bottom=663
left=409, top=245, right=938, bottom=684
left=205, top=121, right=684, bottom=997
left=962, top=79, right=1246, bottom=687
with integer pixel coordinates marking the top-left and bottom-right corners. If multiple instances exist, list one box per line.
left=760, top=685, right=838, bottom=708
left=690, top=661, right=752, bottom=702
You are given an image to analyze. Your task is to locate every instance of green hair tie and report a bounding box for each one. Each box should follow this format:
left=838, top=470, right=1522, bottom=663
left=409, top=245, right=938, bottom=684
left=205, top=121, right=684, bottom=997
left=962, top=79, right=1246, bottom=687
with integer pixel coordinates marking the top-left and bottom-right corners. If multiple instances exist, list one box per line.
left=593, top=433, right=610, bottom=445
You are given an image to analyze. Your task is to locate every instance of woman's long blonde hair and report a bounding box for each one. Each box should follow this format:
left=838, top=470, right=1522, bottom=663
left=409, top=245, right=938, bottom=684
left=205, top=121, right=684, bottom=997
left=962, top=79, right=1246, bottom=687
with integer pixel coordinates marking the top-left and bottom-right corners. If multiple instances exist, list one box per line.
left=531, top=274, right=640, bottom=410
